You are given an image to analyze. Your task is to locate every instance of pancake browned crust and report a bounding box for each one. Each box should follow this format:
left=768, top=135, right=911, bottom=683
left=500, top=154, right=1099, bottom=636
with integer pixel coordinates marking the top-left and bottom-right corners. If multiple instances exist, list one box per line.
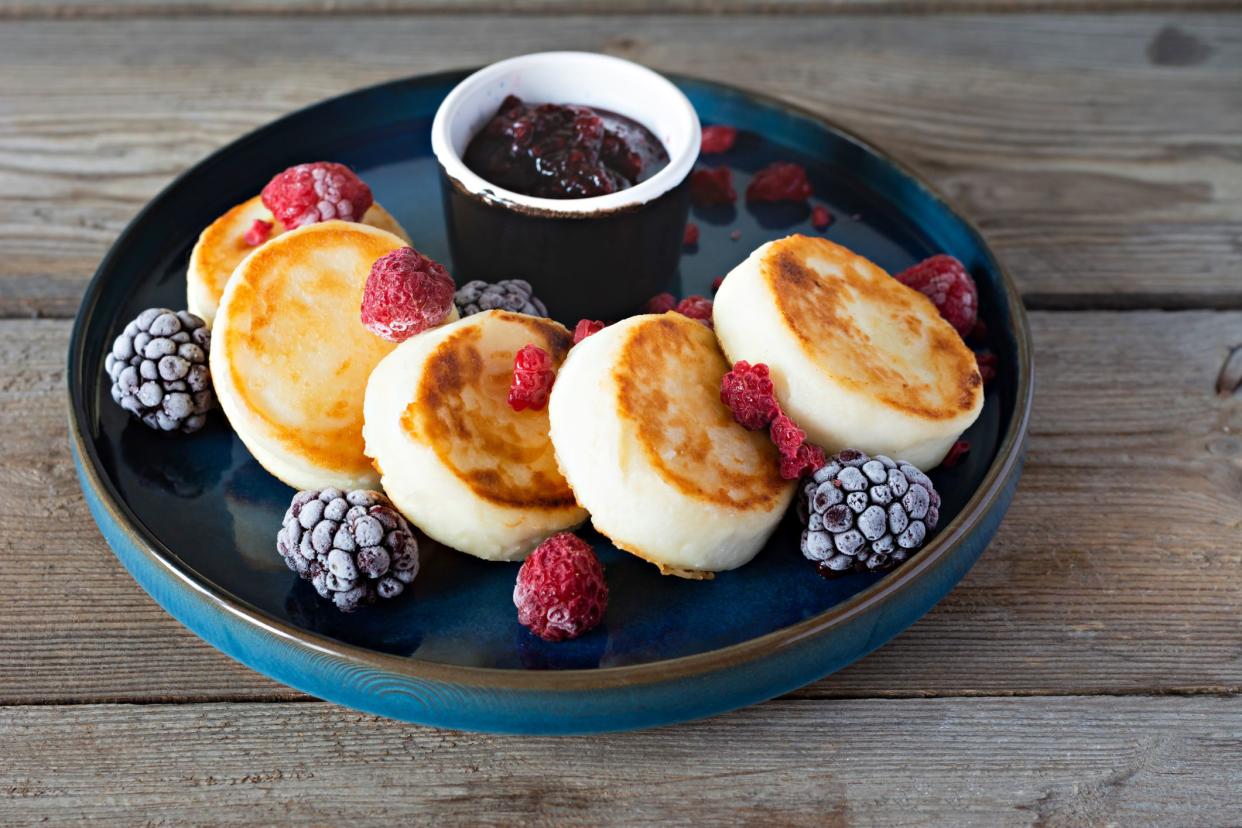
left=211, top=221, right=407, bottom=490
left=187, top=195, right=409, bottom=325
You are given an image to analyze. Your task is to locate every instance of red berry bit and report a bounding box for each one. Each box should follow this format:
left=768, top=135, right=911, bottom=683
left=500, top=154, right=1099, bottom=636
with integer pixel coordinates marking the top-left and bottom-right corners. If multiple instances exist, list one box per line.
left=970, top=319, right=989, bottom=343
left=940, top=439, right=971, bottom=469
left=243, top=218, right=273, bottom=246
left=572, top=319, right=606, bottom=344
left=746, top=161, right=813, bottom=204
left=780, top=443, right=827, bottom=481
left=360, top=247, right=455, bottom=342
left=674, top=295, right=713, bottom=327
left=508, top=344, right=556, bottom=412
left=769, top=413, right=805, bottom=456
left=894, top=254, right=978, bottom=338
left=260, top=162, right=374, bottom=230
left=683, top=222, right=700, bottom=246
left=974, top=350, right=997, bottom=385
left=711, top=276, right=725, bottom=293
left=689, top=167, right=736, bottom=207
left=720, top=360, right=780, bottom=431
left=643, top=292, right=677, bottom=314
left=811, top=205, right=833, bottom=230
left=700, top=125, right=738, bottom=154
left=729, top=229, right=742, bottom=241
left=514, top=532, right=608, bottom=642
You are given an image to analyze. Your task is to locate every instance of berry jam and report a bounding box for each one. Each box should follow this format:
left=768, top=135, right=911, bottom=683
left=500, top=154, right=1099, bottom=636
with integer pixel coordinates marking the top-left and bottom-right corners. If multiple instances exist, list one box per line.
left=463, top=95, right=670, bottom=199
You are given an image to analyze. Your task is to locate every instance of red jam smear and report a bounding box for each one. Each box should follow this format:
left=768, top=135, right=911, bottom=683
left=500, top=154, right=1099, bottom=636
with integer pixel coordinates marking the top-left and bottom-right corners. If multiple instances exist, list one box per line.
left=463, top=95, right=670, bottom=199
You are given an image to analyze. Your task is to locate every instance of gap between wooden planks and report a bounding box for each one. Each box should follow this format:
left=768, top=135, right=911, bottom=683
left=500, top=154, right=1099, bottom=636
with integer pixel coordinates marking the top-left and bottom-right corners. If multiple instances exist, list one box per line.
left=2, top=309, right=1239, bottom=704
left=0, top=14, right=1239, bottom=316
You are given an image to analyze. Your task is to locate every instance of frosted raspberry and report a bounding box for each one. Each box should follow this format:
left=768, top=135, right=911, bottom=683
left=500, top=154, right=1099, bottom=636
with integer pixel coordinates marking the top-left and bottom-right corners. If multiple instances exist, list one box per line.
left=746, top=162, right=813, bottom=203
left=508, top=344, right=555, bottom=412
left=780, top=442, right=826, bottom=480
left=360, top=247, right=455, bottom=342
left=514, top=532, right=608, bottom=642
left=811, top=205, right=833, bottom=230
left=974, top=350, right=997, bottom=385
left=941, top=439, right=971, bottom=469
left=674, top=295, right=713, bottom=326
left=643, top=292, right=677, bottom=314
left=683, top=222, right=700, bottom=246
left=720, top=360, right=780, bottom=431
left=573, top=319, right=605, bottom=344
left=700, top=125, right=738, bottom=154
left=769, top=413, right=806, bottom=456
left=689, top=167, right=736, bottom=207
left=711, top=276, right=725, bottom=293
left=244, top=219, right=273, bottom=246
left=260, top=162, right=374, bottom=230
left=894, top=254, right=978, bottom=337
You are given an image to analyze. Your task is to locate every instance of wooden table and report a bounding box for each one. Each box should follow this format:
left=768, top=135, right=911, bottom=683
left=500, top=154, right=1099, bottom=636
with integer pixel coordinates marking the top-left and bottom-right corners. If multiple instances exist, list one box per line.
left=3, top=2, right=1241, bottom=824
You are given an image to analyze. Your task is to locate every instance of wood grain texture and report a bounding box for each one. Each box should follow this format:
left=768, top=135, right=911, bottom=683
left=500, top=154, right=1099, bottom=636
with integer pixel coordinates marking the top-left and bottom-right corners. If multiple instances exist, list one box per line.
left=0, top=697, right=1239, bottom=825
left=1, top=14, right=1240, bottom=316
left=6, top=309, right=1241, bottom=703
left=8, top=0, right=1242, bottom=19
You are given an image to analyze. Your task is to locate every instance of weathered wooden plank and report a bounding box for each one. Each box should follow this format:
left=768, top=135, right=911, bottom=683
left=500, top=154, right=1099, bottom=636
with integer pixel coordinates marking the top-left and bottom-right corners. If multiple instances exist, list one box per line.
left=3, top=309, right=1240, bottom=703
left=1, top=14, right=1239, bottom=316
left=0, top=697, right=1239, bottom=825
left=8, top=0, right=1240, bottom=20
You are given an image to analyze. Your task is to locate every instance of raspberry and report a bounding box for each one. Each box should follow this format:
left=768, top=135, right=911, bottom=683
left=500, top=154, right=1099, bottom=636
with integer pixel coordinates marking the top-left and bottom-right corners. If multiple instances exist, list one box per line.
left=683, top=222, right=700, bottom=246
left=508, top=344, right=556, bottom=411
left=573, top=319, right=605, bottom=344
left=513, top=532, right=608, bottom=642
left=746, top=162, right=813, bottom=203
left=720, top=361, right=780, bottom=431
left=360, top=247, right=455, bottom=342
left=643, top=292, right=677, bottom=314
left=811, top=205, right=833, bottom=230
left=689, top=167, right=736, bottom=207
left=260, top=162, right=374, bottom=230
left=700, top=125, right=738, bottom=154
left=974, top=350, right=997, bottom=385
left=781, top=443, right=827, bottom=481
left=769, top=413, right=806, bottom=456
left=941, top=439, right=971, bottom=469
left=674, top=295, right=713, bottom=326
left=894, top=254, right=978, bottom=337
left=711, top=276, right=725, bottom=293
left=244, top=219, right=273, bottom=246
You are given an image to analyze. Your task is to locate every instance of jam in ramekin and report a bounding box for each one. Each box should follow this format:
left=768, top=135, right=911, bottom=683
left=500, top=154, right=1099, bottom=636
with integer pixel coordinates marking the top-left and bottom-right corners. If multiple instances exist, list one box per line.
left=463, top=95, right=670, bottom=199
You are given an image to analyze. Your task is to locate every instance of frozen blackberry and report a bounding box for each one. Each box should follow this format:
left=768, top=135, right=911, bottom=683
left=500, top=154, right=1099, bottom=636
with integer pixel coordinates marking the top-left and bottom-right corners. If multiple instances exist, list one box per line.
left=277, top=489, right=420, bottom=612
left=799, top=449, right=941, bottom=578
left=454, top=279, right=548, bottom=318
left=105, top=308, right=214, bottom=433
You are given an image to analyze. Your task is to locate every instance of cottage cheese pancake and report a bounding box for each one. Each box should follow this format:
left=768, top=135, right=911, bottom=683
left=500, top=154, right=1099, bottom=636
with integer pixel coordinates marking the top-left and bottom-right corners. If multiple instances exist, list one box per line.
left=363, top=310, right=586, bottom=562
left=187, top=195, right=409, bottom=325
left=211, top=221, right=409, bottom=491
left=548, top=313, right=794, bottom=578
left=713, top=235, right=983, bottom=470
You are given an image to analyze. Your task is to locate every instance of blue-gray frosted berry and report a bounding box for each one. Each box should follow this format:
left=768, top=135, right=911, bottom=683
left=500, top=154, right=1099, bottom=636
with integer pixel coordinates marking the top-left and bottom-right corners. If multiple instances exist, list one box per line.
left=798, top=449, right=941, bottom=578
left=106, top=307, right=213, bottom=433
left=277, top=489, right=420, bottom=613
left=453, top=279, right=549, bottom=318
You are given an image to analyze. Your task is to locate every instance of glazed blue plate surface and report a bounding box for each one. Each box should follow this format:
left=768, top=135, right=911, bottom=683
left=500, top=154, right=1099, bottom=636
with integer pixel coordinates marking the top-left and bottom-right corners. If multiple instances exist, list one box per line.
left=68, top=71, right=1032, bottom=734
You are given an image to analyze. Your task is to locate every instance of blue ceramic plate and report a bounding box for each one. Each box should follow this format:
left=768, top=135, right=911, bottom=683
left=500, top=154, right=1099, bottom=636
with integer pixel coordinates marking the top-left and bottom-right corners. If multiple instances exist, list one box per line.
left=69, top=71, right=1032, bottom=734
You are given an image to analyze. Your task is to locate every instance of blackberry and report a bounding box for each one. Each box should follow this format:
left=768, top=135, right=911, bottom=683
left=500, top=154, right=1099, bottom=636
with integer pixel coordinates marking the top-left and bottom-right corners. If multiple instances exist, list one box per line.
left=799, top=449, right=941, bottom=578
left=453, top=279, right=548, bottom=318
left=105, top=308, right=214, bottom=433
left=277, top=489, right=420, bottom=612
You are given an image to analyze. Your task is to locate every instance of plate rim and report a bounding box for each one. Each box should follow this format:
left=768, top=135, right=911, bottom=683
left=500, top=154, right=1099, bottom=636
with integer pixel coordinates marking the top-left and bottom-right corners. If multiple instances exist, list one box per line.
left=67, top=69, right=1034, bottom=693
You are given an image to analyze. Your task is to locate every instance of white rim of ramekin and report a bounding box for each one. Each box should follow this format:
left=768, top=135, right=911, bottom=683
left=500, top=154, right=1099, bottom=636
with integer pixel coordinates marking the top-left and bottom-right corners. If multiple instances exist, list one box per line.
left=431, top=52, right=701, bottom=216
